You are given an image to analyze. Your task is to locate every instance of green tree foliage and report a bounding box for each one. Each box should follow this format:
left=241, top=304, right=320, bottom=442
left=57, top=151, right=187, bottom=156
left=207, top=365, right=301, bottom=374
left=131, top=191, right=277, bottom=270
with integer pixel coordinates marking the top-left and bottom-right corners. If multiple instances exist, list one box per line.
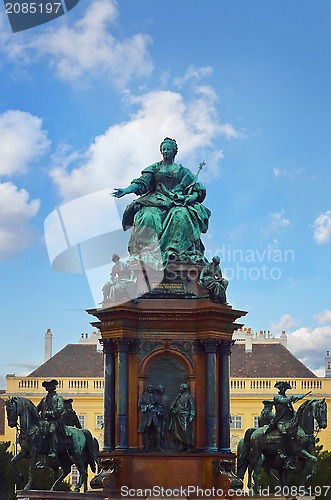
left=312, top=449, right=331, bottom=500
left=0, top=443, right=72, bottom=497
left=16, top=459, right=71, bottom=491
left=0, top=441, right=16, bottom=500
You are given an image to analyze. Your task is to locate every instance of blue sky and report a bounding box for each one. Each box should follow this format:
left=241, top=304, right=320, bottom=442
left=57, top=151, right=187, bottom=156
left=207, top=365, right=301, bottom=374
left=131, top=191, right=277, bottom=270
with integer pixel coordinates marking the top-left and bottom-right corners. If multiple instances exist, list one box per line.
left=1, top=0, right=331, bottom=387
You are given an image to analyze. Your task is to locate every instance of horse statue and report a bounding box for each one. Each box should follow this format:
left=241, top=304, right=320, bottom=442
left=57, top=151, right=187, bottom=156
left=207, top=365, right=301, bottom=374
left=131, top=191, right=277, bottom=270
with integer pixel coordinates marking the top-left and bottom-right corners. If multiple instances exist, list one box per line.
left=6, top=396, right=97, bottom=493
left=237, top=398, right=327, bottom=493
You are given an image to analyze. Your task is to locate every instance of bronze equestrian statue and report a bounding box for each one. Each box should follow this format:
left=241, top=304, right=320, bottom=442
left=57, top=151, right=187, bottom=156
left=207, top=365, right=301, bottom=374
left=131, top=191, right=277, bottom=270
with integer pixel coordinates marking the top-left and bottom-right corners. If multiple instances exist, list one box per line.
left=237, top=382, right=327, bottom=493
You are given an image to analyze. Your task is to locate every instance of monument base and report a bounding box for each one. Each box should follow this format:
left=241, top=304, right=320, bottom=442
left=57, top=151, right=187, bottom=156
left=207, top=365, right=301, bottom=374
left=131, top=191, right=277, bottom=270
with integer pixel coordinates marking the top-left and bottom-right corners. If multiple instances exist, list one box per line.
left=16, top=491, right=110, bottom=500
left=90, top=451, right=242, bottom=497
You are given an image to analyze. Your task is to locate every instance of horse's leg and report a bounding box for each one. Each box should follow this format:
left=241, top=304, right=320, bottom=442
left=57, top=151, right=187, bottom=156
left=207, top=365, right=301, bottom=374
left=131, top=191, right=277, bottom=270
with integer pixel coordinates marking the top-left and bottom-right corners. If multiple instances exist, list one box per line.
left=298, top=450, right=317, bottom=484
left=76, top=465, right=86, bottom=493
left=52, top=465, right=60, bottom=485
left=51, top=456, right=71, bottom=491
left=252, top=453, right=264, bottom=494
left=70, top=434, right=87, bottom=493
left=84, top=467, right=88, bottom=493
left=279, top=468, right=286, bottom=490
left=24, top=447, right=38, bottom=490
left=247, top=464, right=253, bottom=491
left=72, top=452, right=87, bottom=493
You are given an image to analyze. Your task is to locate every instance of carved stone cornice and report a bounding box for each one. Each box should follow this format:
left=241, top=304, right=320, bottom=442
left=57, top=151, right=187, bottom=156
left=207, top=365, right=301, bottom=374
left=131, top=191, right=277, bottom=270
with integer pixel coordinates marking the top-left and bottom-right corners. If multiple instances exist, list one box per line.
left=200, top=339, right=220, bottom=353
left=100, top=338, right=117, bottom=355
left=218, top=339, right=235, bottom=356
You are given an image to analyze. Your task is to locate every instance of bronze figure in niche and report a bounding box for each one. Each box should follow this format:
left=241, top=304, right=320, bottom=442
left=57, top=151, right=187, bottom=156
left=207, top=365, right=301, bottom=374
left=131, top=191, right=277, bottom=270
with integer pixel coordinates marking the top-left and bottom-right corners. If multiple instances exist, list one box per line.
left=138, top=384, right=165, bottom=452
left=169, top=383, right=196, bottom=452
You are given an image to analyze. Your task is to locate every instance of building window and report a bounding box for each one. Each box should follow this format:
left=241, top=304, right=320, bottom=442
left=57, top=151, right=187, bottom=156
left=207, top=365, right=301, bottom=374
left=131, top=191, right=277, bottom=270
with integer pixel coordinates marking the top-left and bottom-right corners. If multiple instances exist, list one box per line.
left=253, top=416, right=259, bottom=428
left=78, top=415, right=85, bottom=428
left=230, top=416, right=242, bottom=429
left=96, top=415, right=104, bottom=429
left=71, top=465, right=78, bottom=486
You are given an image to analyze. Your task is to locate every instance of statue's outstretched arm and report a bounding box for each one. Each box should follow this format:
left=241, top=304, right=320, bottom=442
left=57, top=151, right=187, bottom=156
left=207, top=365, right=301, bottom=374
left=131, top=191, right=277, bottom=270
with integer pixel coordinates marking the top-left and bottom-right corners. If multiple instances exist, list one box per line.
left=112, top=183, right=139, bottom=198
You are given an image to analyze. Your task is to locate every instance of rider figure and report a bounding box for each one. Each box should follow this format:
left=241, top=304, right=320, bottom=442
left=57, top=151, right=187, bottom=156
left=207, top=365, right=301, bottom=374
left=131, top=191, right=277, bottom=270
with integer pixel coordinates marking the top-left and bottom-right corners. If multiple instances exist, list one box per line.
left=62, top=398, right=82, bottom=428
left=266, top=381, right=305, bottom=469
left=258, top=400, right=274, bottom=427
left=37, top=379, right=65, bottom=458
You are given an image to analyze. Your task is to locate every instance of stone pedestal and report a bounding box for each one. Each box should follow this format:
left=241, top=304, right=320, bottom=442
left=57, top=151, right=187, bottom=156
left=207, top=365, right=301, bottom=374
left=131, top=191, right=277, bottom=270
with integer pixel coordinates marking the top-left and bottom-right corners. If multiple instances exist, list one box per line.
left=16, top=491, right=110, bottom=500
left=87, top=264, right=247, bottom=495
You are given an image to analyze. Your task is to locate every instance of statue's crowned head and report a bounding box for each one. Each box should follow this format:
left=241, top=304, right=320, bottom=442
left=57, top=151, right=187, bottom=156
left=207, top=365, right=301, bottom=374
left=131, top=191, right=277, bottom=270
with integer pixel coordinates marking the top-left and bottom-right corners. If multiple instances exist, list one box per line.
left=160, top=137, right=178, bottom=157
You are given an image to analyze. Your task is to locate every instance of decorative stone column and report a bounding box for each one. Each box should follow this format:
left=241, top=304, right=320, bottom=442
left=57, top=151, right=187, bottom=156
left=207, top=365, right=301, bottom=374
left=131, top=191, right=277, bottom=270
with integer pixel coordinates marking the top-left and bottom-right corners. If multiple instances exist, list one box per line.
left=102, top=339, right=116, bottom=452
left=218, top=340, right=233, bottom=453
left=204, top=339, right=218, bottom=452
left=116, top=339, right=130, bottom=450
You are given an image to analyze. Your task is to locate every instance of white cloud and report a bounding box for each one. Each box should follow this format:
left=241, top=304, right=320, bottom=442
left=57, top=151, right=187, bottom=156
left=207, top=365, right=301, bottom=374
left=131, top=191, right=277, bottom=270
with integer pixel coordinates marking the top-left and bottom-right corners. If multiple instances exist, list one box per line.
left=313, top=210, right=331, bottom=244
left=287, top=325, right=331, bottom=372
left=274, top=310, right=331, bottom=374
left=262, top=211, right=290, bottom=236
left=0, top=110, right=50, bottom=176
left=271, top=313, right=298, bottom=333
left=315, top=310, right=331, bottom=324
left=1, top=0, right=153, bottom=86
left=173, top=65, right=213, bottom=88
left=0, top=182, right=40, bottom=258
left=273, top=166, right=304, bottom=180
left=50, top=87, right=240, bottom=201
left=219, top=123, right=243, bottom=139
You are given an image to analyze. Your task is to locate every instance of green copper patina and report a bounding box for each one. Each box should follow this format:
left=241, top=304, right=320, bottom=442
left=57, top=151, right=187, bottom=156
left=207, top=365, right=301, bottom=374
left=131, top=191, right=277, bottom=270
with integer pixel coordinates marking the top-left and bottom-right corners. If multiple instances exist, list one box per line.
left=6, top=390, right=97, bottom=492
left=199, top=256, right=229, bottom=304
left=237, top=382, right=327, bottom=494
left=112, top=137, right=211, bottom=269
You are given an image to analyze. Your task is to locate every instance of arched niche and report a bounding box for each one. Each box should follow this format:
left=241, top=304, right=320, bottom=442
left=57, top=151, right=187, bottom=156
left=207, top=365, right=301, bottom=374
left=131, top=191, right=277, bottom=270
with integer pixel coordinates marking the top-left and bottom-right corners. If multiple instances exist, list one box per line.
left=139, top=349, right=194, bottom=404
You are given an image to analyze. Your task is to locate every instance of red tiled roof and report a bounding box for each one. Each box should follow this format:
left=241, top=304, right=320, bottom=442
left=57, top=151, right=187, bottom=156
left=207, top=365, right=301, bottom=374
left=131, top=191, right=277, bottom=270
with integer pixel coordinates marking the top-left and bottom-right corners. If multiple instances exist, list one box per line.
left=28, top=342, right=316, bottom=379
left=28, top=344, right=103, bottom=378
left=230, top=343, right=317, bottom=378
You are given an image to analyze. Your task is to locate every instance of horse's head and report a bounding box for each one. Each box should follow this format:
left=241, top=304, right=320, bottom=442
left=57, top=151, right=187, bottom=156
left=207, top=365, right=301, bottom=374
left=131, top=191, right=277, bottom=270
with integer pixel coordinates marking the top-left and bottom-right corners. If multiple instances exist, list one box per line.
left=314, top=398, right=327, bottom=430
left=6, top=396, right=40, bottom=432
left=6, top=396, right=19, bottom=428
